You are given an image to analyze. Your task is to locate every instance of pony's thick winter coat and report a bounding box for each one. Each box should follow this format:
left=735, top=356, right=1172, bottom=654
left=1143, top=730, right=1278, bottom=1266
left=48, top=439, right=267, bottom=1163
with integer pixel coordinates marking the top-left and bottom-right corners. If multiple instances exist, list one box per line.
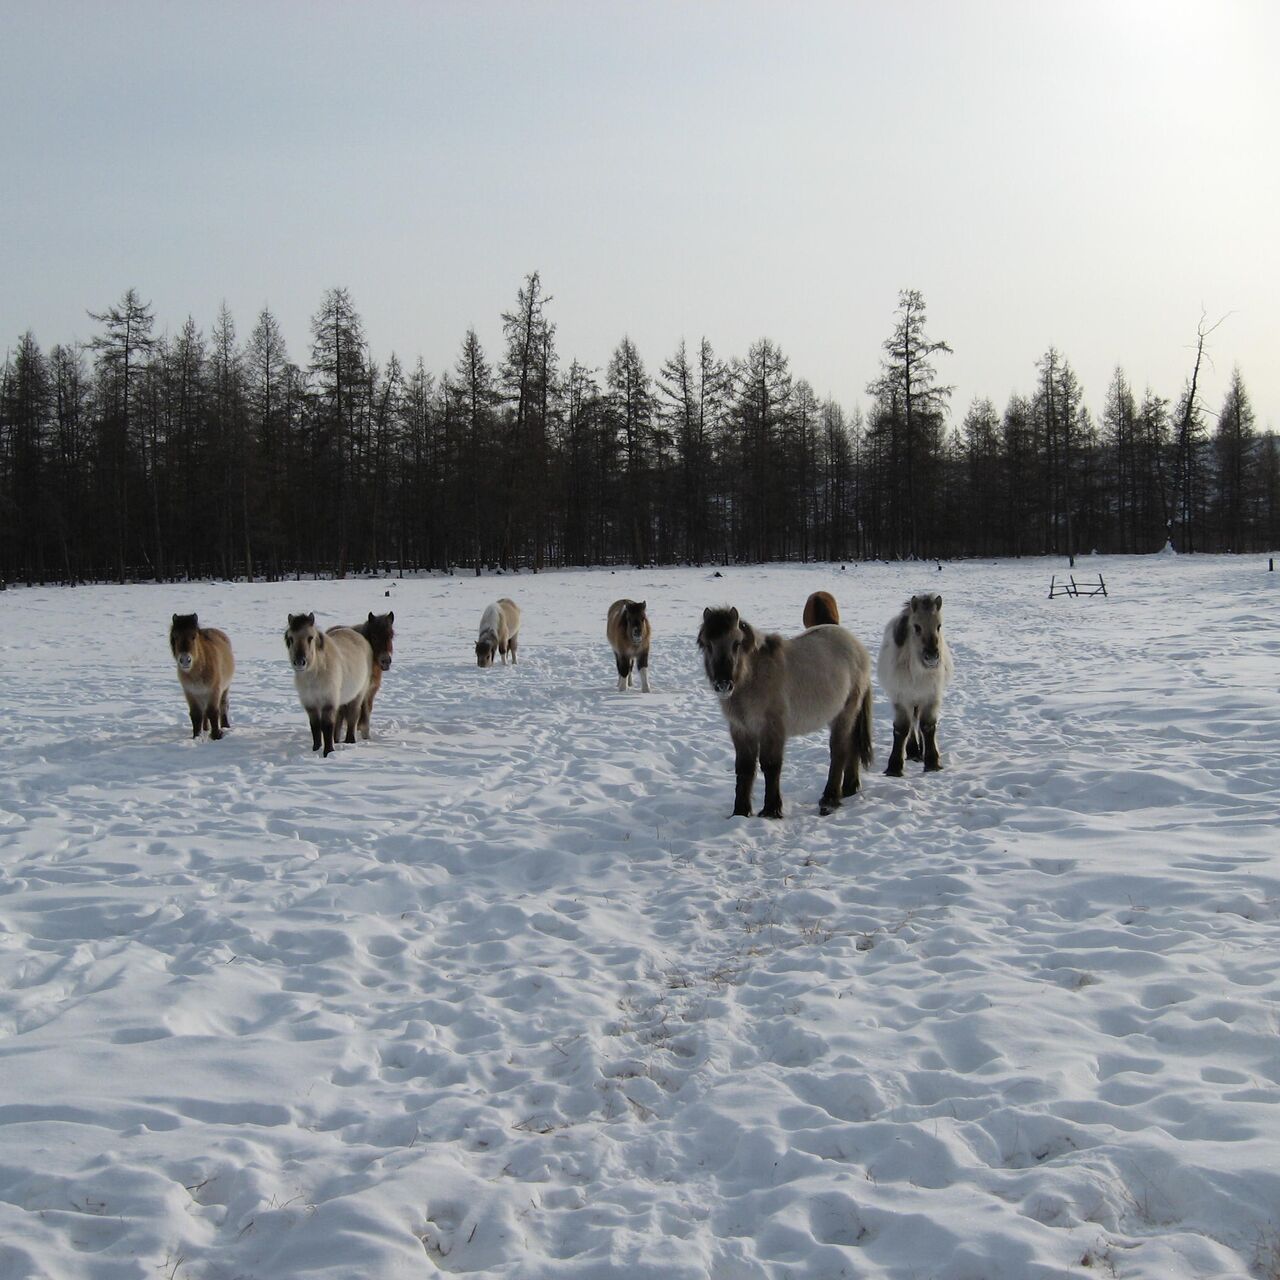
left=877, top=594, right=954, bottom=774
left=170, top=614, right=235, bottom=740
left=802, top=591, right=840, bottom=628
left=331, top=611, right=394, bottom=742
left=607, top=599, right=652, bottom=692
left=698, top=607, right=872, bottom=818
left=476, top=599, right=520, bottom=667
left=285, top=613, right=372, bottom=757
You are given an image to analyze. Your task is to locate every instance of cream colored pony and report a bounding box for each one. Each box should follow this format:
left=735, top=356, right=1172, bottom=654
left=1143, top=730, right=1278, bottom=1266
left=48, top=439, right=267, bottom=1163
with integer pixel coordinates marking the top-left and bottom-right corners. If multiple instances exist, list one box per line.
left=284, top=613, right=372, bottom=757
left=698, top=606, right=872, bottom=818
left=476, top=599, right=521, bottom=667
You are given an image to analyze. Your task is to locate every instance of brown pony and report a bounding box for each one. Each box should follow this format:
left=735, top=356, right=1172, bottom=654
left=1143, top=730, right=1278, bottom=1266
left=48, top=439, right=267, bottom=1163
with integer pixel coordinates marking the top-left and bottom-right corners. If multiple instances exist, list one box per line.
left=803, top=591, right=840, bottom=627
left=607, top=599, right=652, bottom=691
left=698, top=606, right=872, bottom=818
left=332, top=611, right=395, bottom=741
left=169, top=613, right=235, bottom=740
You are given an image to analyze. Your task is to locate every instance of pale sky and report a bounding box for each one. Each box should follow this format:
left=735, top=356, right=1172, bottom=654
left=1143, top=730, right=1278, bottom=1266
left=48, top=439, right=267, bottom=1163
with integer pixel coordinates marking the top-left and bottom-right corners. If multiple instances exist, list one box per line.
left=3, top=0, right=1277, bottom=429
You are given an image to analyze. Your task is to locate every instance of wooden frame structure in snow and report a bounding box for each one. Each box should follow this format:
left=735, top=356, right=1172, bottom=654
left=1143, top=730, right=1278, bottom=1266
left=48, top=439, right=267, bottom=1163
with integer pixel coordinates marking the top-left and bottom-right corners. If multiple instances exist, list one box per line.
left=1048, top=573, right=1108, bottom=599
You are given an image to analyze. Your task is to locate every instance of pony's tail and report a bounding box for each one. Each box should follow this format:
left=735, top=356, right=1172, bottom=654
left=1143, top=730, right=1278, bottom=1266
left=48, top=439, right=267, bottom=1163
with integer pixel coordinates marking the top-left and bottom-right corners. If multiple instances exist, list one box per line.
left=852, top=685, right=874, bottom=767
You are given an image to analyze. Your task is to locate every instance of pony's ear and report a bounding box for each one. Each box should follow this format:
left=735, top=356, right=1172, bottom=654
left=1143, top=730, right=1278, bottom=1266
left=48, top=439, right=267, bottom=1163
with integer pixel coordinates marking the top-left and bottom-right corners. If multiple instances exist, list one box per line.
left=306, top=612, right=315, bottom=625
left=703, top=607, right=713, bottom=622
left=910, top=596, right=920, bottom=612
left=934, top=595, right=943, bottom=610
left=893, top=613, right=909, bottom=647
left=387, top=611, right=394, bottom=624
left=172, top=613, right=178, bottom=624
left=728, top=606, right=739, bottom=627
left=368, top=612, right=375, bottom=623
left=638, top=600, right=646, bottom=612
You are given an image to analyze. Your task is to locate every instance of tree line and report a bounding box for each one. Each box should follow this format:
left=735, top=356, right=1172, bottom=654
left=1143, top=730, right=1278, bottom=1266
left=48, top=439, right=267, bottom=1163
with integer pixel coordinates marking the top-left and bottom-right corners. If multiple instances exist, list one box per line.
left=1, top=278, right=1275, bottom=585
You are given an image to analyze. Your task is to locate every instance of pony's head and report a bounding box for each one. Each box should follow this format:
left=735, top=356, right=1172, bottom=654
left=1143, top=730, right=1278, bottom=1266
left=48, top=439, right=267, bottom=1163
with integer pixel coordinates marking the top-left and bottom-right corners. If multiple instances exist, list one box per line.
left=366, top=611, right=395, bottom=671
left=619, top=600, right=648, bottom=647
left=285, top=613, right=322, bottom=672
left=697, top=606, right=758, bottom=699
left=170, top=613, right=200, bottom=672
left=476, top=631, right=497, bottom=667
left=906, top=595, right=944, bottom=668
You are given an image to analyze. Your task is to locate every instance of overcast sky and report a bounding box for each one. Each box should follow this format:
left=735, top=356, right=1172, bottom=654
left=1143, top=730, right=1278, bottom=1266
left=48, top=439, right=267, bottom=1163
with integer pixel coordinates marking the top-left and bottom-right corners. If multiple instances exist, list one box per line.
left=3, top=0, right=1276, bottom=428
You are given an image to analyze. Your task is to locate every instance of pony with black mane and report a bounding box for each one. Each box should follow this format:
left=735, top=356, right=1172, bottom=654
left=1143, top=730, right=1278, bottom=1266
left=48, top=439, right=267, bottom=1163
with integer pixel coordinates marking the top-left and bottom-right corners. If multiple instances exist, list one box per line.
left=697, top=606, right=872, bottom=818
left=332, top=611, right=394, bottom=741
left=169, top=613, right=235, bottom=740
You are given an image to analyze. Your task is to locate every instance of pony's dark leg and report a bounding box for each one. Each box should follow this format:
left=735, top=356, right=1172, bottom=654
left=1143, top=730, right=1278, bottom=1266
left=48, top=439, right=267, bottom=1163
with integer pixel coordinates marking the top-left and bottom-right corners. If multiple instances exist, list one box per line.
left=921, top=704, right=942, bottom=772
left=308, top=709, right=322, bottom=752
left=320, top=704, right=336, bottom=757
left=820, top=706, right=855, bottom=814
left=885, top=705, right=911, bottom=776
left=508, top=635, right=518, bottom=664
left=759, top=729, right=786, bottom=819
left=340, top=697, right=359, bottom=744
left=905, top=709, right=924, bottom=761
left=615, top=652, right=632, bottom=691
left=207, top=699, right=223, bottom=740
left=637, top=645, right=651, bottom=692
left=219, top=689, right=230, bottom=729
left=357, top=693, right=373, bottom=740
left=186, top=695, right=202, bottom=739
left=730, top=726, right=757, bottom=818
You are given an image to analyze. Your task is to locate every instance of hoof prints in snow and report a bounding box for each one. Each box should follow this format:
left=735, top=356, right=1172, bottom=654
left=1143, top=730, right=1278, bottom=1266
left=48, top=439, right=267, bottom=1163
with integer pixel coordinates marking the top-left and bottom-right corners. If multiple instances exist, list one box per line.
left=0, top=554, right=1278, bottom=1278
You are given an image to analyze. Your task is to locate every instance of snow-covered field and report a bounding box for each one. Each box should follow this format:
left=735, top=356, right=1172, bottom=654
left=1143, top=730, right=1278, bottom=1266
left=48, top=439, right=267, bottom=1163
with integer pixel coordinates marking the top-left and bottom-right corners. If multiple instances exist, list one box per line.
left=1, top=555, right=1277, bottom=1280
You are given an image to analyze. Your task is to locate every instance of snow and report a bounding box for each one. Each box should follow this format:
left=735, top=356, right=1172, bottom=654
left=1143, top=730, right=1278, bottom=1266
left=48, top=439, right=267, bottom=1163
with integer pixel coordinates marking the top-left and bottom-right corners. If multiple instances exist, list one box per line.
left=0, top=554, right=1277, bottom=1279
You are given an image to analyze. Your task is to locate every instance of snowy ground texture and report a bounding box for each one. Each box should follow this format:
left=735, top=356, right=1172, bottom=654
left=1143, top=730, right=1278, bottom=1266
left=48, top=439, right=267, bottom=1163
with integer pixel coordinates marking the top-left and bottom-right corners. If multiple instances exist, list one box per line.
left=1, top=555, right=1278, bottom=1280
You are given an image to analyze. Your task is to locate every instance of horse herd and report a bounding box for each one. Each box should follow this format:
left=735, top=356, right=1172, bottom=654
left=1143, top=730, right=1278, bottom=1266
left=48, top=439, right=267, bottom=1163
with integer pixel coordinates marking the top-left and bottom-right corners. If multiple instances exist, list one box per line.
left=168, top=587, right=954, bottom=818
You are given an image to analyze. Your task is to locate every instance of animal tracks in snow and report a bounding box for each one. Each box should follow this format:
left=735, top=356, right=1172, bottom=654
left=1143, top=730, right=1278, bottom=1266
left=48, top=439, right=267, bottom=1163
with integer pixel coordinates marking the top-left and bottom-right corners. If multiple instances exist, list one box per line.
left=0, top=555, right=1278, bottom=1277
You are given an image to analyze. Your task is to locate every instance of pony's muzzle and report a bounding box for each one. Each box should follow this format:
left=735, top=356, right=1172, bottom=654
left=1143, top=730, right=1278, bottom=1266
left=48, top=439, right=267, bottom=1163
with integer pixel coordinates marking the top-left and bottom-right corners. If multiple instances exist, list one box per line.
left=713, top=679, right=734, bottom=697
left=177, top=655, right=193, bottom=671
left=378, top=655, right=392, bottom=671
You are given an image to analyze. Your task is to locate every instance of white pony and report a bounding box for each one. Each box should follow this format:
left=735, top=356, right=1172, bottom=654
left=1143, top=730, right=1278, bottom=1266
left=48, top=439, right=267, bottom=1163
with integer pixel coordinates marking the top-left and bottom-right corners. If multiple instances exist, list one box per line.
left=878, top=594, right=954, bottom=774
left=284, top=613, right=373, bottom=757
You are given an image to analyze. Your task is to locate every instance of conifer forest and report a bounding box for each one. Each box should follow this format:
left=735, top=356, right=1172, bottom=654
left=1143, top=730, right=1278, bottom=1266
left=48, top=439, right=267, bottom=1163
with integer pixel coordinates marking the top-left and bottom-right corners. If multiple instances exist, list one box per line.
left=2, top=277, right=1275, bottom=584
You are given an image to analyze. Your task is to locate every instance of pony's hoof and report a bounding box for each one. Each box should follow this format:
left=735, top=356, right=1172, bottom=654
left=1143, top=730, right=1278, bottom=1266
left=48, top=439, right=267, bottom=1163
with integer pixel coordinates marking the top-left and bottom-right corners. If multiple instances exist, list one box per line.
left=883, top=765, right=903, bottom=777
left=210, top=730, right=223, bottom=741
left=924, top=761, right=944, bottom=773
left=731, top=807, right=752, bottom=819
left=760, top=806, right=783, bottom=820
left=819, top=801, right=839, bottom=816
